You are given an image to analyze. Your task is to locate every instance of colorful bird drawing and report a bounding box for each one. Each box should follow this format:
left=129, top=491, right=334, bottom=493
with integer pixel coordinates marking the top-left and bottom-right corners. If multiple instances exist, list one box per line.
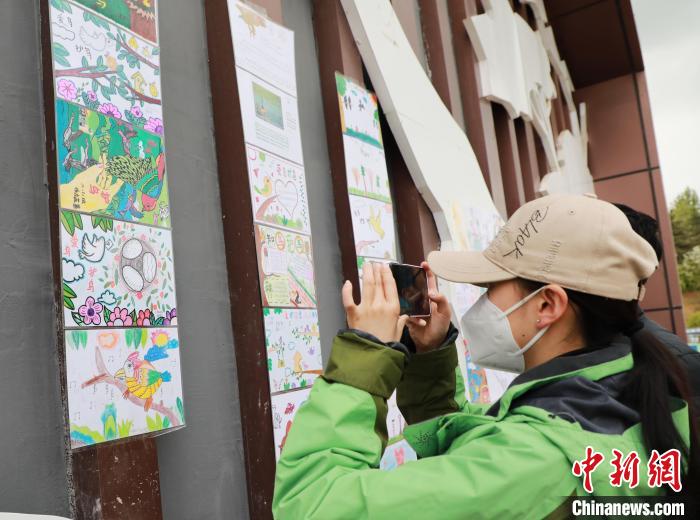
left=368, top=206, right=385, bottom=239
left=105, top=152, right=166, bottom=212
left=254, top=176, right=273, bottom=197
left=115, top=351, right=171, bottom=412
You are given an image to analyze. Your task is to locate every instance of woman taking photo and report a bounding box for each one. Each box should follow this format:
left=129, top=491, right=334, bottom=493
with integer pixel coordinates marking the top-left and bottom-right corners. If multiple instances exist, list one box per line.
left=273, top=194, right=698, bottom=518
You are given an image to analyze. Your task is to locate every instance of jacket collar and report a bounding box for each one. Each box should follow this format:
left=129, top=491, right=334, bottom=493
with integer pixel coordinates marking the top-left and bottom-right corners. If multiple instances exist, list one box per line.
left=486, top=336, right=633, bottom=418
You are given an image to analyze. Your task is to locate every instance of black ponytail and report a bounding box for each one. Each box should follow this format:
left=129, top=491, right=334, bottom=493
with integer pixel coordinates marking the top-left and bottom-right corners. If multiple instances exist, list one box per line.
left=519, top=279, right=700, bottom=506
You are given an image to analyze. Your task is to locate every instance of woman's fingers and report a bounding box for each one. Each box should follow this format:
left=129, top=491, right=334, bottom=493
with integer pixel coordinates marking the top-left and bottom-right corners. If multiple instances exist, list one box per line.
left=428, top=289, right=451, bottom=318
left=407, top=317, right=427, bottom=327
left=394, top=314, right=410, bottom=341
left=341, top=280, right=357, bottom=315
left=372, top=262, right=384, bottom=305
left=380, top=263, right=399, bottom=309
left=421, top=261, right=439, bottom=294
left=361, top=262, right=375, bottom=303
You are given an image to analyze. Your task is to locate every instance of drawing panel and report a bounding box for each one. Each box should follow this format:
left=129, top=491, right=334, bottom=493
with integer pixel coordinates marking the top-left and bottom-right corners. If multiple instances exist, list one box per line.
left=247, top=145, right=310, bottom=233
left=56, top=99, right=169, bottom=227
left=71, top=0, right=158, bottom=43
left=50, top=0, right=163, bottom=126
left=228, top=0, right=296, bottom=95
left=343, top=136, right=391, bottom=203
left=236, top=68, right=303, bottom=165
left=60, top=212, right=177, bottom=328
left=349, top=195, right=397, bottom=260
left=336, top=73, right=383, bottom=148
left=255, top=224, right=316, bottom=308
left=264, top=308, right=322, bottom=393
left=66, top=327, right=184, bottom=448
left=271, top=388, right=311, bottom=460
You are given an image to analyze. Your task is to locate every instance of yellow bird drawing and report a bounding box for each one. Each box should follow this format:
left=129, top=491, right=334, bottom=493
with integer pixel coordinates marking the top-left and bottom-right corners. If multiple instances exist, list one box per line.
left=131, top=72, right=146, bottom=94
left=368, top=206, right=385, bottom=239
left=149, top=82, right=159, bottom=97
left=254, top=176, right=273, bottom=197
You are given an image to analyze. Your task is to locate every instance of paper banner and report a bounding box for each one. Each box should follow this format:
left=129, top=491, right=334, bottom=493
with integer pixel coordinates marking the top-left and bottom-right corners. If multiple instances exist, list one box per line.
left=349, top=195, right=397, bottom=260
left=247, top=145, right=310, bottom=234
left=50, top=0, right=163, bottom=127
left=343, top=136, right=391, bottom=203
left=72, top=0, right=159, bottom=43
left=255, top=224, right=316, bottom=308
left=336, top=73, right=383, bottom=148
left=271, top=388, right=311, bottom=460
left=264, top=308, right=322, bottom=393
left=56, top=99, right=169, bottom=227
left=60, top=212, right=177, bottom=328
left=236, top=68, right=303, bottom=165
left=66, top=327, right=184, bottom=448
left=228, top=1, right=296, bottom=95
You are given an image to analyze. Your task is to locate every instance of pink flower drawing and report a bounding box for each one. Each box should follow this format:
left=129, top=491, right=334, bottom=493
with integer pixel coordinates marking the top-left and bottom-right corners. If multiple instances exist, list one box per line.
left=108, top=307, right=133, bottom=327
left=137, top=309, right=152, bottom=327
left=78, top=297, right=103, bottom=325
left=87, top=90, right=98, bottom=102
left=130, top=105, right=143, bottom=118
left=57, top=79, right=78, bottom=100
left=98, top=103, right=122, bottom=120
left=144, top=117, right=164, bottom=135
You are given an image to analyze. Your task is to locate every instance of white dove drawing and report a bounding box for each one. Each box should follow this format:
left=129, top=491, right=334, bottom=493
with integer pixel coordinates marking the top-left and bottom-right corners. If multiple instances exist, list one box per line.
left=78, top=234, right=111, bottom=263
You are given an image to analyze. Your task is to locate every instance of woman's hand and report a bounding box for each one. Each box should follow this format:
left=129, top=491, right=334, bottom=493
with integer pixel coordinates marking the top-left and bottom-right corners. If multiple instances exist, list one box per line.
left=342, top=262, right=409, bottom=344
left=407, top=262, right=452, bottom=353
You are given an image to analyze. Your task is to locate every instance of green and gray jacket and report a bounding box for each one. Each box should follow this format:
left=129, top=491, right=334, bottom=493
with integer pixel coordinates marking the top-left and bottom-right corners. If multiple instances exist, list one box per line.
left=273, top=327, right=691, bottom=519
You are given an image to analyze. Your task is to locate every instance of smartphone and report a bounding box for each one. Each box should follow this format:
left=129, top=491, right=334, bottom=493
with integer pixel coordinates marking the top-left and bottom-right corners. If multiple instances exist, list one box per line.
left=389, top=263, right=431, bottom=318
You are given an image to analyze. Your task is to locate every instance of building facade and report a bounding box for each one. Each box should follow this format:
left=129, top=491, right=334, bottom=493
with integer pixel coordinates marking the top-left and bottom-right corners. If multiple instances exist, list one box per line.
left=0, top=0, right=685, bottom=518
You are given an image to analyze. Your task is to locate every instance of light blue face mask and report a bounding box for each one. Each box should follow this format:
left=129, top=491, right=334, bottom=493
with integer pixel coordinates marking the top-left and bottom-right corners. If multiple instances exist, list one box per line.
left=460, top=287, right=550, bottom=373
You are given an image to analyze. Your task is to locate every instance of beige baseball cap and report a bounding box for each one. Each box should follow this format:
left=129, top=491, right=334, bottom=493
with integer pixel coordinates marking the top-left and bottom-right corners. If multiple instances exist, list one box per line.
left=427, top=194, right=658, bottom=301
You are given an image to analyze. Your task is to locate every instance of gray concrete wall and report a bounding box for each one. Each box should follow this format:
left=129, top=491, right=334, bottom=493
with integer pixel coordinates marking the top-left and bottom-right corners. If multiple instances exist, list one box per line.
left=0, top=0, right=71, bottom=515
left=284, top=0, right=346, bottom=360
left=155, top=0, right=249, bottom=518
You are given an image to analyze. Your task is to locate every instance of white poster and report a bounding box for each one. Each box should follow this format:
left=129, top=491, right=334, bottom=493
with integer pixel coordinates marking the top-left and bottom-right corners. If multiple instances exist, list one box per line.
left=228, top=0, right=297, bottom=95
left=349, top=195, right=397, bottom=260
left=236, top=68, right=304, bottom=165
left=343, top=136, right=392, bottom=203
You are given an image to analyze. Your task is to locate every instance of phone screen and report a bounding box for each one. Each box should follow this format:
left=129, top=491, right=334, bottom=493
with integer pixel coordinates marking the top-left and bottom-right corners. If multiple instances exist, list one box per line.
left=389, top=263, right=431, bottom=317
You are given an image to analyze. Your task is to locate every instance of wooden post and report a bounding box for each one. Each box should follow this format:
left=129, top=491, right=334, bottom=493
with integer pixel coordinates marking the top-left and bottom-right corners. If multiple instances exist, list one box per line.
left=202, top=0, right=283, bottom=517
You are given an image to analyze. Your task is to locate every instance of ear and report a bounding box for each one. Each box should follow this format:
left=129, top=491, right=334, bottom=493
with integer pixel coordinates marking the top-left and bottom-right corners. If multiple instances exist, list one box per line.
left=536, top=285, right=569, bottom=328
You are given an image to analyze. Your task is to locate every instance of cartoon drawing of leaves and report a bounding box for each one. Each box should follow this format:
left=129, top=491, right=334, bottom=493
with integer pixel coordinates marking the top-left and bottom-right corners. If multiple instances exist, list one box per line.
left=60, top=211, right=76, bottom=236
left=102, top=306, right=110, bottom=325
left=51, top=0, right=72, bottom=13
left=63, top=282, right=77, bottom=310
left=52, top=42, right=71, bottom=68
left=176, top=398, right=185, bottom=424
left=140, top=329, right=148, bottom=347
left=73, top=212, right=83, bottom=230
left=71, top=312, right=84, bottom=326
left=125, top=328, right=134, bottom=347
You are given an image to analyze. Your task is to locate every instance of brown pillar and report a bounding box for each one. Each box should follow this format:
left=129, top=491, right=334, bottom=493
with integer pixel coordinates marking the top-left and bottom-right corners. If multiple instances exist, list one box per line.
left=447, top=0, right=507, bottom=217
left=203, top=1, right=285, bottom=517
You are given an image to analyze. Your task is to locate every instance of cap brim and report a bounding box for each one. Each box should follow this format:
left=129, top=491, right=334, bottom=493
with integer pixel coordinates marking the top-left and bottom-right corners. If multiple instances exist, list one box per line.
left=427, top=250, right=516, bottom=285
